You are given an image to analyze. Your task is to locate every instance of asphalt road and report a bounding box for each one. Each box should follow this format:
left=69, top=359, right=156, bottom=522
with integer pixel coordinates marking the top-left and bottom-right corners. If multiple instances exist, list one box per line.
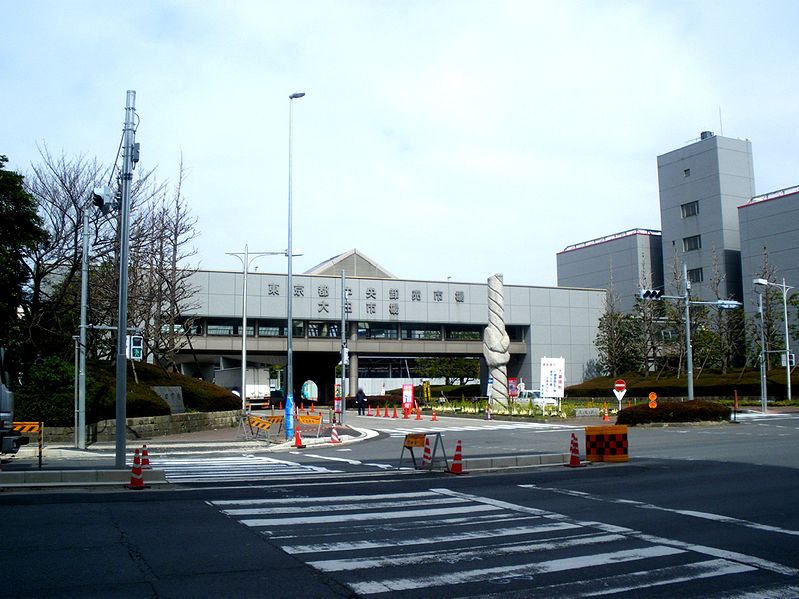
left=3, top=413, right=799, bottom=597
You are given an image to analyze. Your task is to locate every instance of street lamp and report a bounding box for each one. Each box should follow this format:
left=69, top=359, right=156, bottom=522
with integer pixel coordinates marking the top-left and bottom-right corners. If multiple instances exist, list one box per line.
left=753, top=277, right=794, bottom=405
left=226, top=245, right=285, bottom=412
left=287, top=91, right=305, bottom=439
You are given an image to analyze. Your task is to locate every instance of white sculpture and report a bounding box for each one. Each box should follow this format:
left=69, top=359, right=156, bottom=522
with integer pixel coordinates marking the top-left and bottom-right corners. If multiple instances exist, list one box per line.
left=483, top=273, right=510, bottom=402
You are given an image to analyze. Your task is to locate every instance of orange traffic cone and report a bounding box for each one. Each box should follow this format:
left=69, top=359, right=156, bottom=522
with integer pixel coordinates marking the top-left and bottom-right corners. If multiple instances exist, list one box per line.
left=311, top=403, right=315, bottom=413
left=383, top=405, right=389, bottom=418
left=330, top=424, right=341, bottom=444
left=392, top=406, right=398, bottom=419
left=367, top=405, right=372, bottom=416
left=566, top=432, right=584, bottom=468
left=141, top=444, right=151, bottom=469
left=449, top=439, right=464, bottom=475
left=279, top=401, right=283, bottom=410
left=603, top=404, right=610, bottom=422
left=300, top=402, right=304, bottom=411
left=402, top=407, right=410, bottom=419
left=416, top=406, right=422, bottom=420
left=294, top=429, right=306, bottom=449
left=431, top=409, right=438, bottom=422
left=421, top=436, right=432, bottom=468
left=127, top=448, right=148, bottom=489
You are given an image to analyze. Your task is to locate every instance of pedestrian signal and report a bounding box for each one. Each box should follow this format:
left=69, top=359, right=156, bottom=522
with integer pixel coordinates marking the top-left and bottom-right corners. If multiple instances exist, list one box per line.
left=127, top=335, right=144, bottom=361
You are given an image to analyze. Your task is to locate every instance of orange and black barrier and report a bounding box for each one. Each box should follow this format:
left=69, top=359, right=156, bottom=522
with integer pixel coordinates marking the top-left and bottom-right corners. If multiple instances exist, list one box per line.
left=585, top=425, right=628, bottom=463
left=13, top=421, right=43, bottom=470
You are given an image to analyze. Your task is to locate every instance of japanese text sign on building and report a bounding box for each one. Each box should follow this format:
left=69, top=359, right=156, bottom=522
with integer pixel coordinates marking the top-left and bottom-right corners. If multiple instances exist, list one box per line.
left=540, top=357, right=565, bottom=399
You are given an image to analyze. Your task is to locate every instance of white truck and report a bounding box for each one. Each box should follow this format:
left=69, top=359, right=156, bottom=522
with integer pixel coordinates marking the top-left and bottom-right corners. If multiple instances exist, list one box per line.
left=0, top=348, right=28, bottom=454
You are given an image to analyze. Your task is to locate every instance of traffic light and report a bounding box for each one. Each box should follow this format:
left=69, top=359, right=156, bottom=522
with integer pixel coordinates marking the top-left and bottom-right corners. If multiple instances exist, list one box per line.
left=639, top=289, right=663, bottom=300
left=92, top=186, right=112, bottom=215
left=127, top=335, right=144, bottom=361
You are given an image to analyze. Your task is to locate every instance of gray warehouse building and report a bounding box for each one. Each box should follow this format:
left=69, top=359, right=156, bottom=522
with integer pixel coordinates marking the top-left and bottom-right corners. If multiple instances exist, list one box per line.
left=176, top=251, right=604, bottom=401
left=557, top=229, right=663, bottom=313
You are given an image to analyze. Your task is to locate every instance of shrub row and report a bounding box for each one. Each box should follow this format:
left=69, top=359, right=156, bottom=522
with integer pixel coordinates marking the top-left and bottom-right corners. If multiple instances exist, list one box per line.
left=616, top=400, right=731, bottom=426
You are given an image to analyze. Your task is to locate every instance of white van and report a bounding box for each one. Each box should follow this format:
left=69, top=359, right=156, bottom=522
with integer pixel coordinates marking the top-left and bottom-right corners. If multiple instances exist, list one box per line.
left=517, top=389, right=558, bottom=410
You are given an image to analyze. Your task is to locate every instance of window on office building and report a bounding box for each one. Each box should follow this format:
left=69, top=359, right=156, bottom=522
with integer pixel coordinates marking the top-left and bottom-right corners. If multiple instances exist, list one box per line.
left=687, top=268, right=704, bottom=283
left=683, top=168, right=691, bottom=177
left=401, top=324, right=442, bottom=340
left=681, top=201, right=699, bottom=218
left=683, top=235, right=702, bottom=252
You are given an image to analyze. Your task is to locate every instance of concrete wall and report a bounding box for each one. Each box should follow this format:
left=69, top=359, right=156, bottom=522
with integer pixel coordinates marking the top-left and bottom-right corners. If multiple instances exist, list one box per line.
left=43, top=410, right=241, bottom=443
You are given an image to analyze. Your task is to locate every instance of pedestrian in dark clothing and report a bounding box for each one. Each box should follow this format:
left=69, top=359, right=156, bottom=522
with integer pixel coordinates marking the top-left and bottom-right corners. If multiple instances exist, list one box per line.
left=356, top=388, right=367, bottom=415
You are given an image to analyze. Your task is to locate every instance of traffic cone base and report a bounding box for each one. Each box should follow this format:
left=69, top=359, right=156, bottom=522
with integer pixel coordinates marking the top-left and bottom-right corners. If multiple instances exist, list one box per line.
left=294, top=429, right=306, bottom=449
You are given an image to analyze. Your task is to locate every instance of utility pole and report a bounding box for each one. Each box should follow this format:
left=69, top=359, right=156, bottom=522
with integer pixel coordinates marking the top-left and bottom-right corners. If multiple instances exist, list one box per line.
left=77, top=211, right=89, bottom=449
left=115, top=90, right=137, bottom=469
left=340, top=269, right=347, bottom=424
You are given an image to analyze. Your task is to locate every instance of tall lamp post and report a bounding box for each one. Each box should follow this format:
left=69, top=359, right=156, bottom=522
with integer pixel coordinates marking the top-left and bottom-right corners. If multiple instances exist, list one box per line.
left=286, top=91, right=305, bottom=440
left=226, top=245, right=285, bottom=412
left=753, top=277, right=794, bottom=405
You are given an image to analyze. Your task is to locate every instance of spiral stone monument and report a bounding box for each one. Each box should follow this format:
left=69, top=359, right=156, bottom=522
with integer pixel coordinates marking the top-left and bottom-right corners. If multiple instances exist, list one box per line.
left=482, top=273, right=510, bottom=402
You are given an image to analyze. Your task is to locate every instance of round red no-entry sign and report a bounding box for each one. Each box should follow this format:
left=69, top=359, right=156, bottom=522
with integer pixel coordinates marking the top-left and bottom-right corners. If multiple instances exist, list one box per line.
left=614, top=379, right=626, bottom=392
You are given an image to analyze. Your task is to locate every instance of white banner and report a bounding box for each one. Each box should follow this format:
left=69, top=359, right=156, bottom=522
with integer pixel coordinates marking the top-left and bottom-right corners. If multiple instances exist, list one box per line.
left=540, top=357, right=565, bottom=398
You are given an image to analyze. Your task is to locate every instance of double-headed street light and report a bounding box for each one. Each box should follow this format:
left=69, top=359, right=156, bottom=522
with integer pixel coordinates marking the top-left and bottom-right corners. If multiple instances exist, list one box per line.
left=226, top=245, right=285, bottom=412
left=286, top=91, right=305, bottom=439
left=753, top=277, right=794, bottom=409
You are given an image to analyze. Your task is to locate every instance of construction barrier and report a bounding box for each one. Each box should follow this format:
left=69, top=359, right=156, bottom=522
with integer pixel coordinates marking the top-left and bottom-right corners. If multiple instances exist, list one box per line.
left=13, top=421, right=43, bottom=470
left=397, top=432, right=448, bottom=470
left=296, top=413, right=323, bottom=438
left=585, top=425, right=628, bottom=463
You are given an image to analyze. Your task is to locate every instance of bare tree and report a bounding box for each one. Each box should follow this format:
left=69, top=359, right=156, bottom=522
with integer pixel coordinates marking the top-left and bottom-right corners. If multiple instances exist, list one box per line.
left=21, top=146, right=196, bottom=371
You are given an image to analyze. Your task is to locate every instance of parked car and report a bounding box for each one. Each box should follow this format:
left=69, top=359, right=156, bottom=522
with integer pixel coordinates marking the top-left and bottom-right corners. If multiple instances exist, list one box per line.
left=517, top=389, right=558, bottom=410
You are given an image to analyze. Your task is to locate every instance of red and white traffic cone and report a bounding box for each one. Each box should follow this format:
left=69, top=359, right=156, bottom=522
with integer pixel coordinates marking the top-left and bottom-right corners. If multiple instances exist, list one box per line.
left=127, top=448, right=148, bottom=489
left=449, top=439, right=464, bottom=475
left=421, top=436, right=432, bottom=468
left=330, top=424, right=341, bottom=444
left=294, top=429, right=306, bottom=449
left=603, top=404, right=610, bottom=422
left=566, top=432, right=584, bottom=468
left=140, top=444, right=151, bottom=469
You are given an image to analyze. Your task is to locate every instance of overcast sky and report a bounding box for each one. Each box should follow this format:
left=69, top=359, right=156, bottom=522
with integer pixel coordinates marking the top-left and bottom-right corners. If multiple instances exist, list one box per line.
left=3, top=1, right=798, bottom=286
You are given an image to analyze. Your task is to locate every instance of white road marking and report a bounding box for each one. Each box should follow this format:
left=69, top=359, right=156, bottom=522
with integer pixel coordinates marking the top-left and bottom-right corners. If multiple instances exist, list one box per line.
left=521, top=483, right=799, bottom=537
left=349, top=546, right=685, bottom=595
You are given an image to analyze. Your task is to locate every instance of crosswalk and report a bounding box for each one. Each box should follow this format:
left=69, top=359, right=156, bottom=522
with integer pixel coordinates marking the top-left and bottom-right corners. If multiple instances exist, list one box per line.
left=210, top=487, right=797, bottom=597
left=375, top=421, right=579, bottom=438
left=155, top=455, right=341, bottom=483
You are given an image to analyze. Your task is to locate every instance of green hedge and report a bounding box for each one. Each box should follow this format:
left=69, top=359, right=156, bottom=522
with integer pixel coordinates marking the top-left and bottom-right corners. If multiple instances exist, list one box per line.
left=616, top=400, right=731, bottom=426
left=15, top=357, right=239, bottom=427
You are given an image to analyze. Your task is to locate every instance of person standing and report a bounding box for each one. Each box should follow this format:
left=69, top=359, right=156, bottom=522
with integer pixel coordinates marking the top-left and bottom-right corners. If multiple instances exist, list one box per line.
left=356, top=388, right=367, bottom=415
